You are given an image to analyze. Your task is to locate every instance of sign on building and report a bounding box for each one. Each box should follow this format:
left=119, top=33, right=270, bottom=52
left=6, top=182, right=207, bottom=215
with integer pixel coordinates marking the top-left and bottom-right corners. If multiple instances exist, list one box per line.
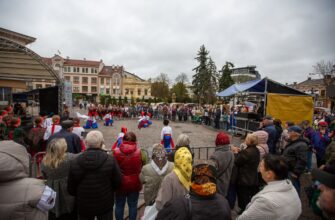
left=64, top=81, right=73, bottom=114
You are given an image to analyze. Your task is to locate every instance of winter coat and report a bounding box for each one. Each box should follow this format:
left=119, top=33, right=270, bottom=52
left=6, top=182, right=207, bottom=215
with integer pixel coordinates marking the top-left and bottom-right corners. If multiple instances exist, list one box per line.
left=156, top=191, right=231, bottom=220
left=41, top=153, right=76, bottom=217
left=237, top=180, right=301, bottom=220
left=311, top=131, right=331, bottom=161
left=140, top=160, right=174, bottom=205
left=48, top=129, right=82, bottom=154
left=235, top=145, right=260, bottom=186
left=156, top=171, right=189, bottom=210
left=68, top=148, right=122, bottom=217
left=253, top=130, right=269, bottom=159
left=0, top=141, right=48, bottom=220
left=114, top=141, right=143, bottom=194
left=283, top=138, right=308, bottom=176
left=210, top=145, right=234, bottom=196
left=325, top=140, right=335, bottom=163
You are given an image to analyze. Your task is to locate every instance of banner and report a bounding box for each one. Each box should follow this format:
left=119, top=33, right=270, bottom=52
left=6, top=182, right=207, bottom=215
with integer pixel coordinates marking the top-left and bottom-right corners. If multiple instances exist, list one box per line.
left=266, top=93, right=313, bottom=125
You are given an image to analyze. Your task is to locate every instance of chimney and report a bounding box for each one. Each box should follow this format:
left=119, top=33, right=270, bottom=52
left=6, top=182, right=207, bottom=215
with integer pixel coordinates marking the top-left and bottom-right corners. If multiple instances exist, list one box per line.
left=308, top=77, right=311, bottom=80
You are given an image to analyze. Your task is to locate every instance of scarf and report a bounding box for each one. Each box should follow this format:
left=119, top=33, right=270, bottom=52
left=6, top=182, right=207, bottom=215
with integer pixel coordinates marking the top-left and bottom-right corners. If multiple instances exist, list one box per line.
left=151, top=160, right=169, bottom=176
left=173, top=147, right=192, bottom=190
left=191, top=182, right=217, bottom=196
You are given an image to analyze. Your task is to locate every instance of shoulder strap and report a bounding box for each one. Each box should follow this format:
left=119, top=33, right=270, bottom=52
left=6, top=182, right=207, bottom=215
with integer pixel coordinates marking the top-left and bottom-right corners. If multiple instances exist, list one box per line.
left=185, top=194, right=192, bottom=220
left=216, top=154, right=233, bottom=179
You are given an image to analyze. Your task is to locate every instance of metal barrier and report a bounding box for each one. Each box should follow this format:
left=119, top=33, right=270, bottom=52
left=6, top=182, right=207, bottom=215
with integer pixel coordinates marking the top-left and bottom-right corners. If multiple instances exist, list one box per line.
left=164, top=146, right=216, bottom=160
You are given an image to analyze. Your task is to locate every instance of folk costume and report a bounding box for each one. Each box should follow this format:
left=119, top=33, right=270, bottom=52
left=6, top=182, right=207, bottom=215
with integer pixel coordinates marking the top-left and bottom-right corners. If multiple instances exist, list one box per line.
left=103, top=113, right=113, bottom=126
left=112, top=127, right=127, bottom=150
left=160, top=125, right=174, bottom=151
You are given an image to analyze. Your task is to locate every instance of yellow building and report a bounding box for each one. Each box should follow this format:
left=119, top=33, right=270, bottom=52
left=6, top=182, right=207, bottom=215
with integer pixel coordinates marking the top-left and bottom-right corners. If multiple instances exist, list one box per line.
left=122, top=70, right=151, bottom=99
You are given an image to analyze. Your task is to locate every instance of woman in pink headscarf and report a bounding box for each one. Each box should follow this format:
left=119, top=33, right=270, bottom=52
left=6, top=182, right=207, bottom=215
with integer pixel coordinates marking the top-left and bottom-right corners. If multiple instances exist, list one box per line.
left=253, top=130, right=269, bottom=159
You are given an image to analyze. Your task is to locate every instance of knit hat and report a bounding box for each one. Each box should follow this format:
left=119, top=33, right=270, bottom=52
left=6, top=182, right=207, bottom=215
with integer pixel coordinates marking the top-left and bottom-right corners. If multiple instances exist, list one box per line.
left=318, top=121, right=328, bottom=127
left=288, top=125, right=303, bottom=134
left=215, top=132, right=230, bottom=146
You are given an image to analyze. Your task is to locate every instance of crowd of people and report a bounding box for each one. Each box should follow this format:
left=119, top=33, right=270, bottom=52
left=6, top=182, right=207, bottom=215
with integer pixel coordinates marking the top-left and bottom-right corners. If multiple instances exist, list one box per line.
left=1, top=101, right=335, bottom=220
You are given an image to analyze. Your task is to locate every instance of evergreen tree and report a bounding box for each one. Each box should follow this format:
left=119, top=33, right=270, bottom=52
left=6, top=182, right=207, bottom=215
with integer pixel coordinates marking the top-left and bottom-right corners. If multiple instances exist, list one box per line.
left=206, top=57, right=218, bottom=104
left=192, top=45, right=210, bottom=103
left=218, top=62, right=235, bottom=92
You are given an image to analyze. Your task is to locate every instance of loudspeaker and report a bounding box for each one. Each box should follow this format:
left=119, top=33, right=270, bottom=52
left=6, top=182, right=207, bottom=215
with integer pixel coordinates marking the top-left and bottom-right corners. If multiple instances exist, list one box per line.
left=39, top=86, right=58, bottom=115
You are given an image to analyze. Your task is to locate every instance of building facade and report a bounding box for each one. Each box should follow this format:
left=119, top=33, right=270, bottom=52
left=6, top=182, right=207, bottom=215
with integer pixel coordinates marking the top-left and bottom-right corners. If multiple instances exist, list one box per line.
left=231, top=66, right=261, bottom=83
left=38, top=55, right=152, bottom=102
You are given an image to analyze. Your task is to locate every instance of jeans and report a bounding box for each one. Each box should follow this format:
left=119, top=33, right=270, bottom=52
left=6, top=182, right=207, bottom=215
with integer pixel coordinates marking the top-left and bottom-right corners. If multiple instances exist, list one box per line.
left=289, top=173, right=301, bottom=196
left=79, top=210, right=112, bottom=220
left=115, top=192, right=139, bottom=220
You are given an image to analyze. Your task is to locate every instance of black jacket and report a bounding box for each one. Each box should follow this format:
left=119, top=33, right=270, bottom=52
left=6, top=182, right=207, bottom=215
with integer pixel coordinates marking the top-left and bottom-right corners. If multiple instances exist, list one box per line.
left=156, top=192, right=231, bottom=220
left=282, top=138, right=308, bottom=176
left=235, top=145, right=260, bottom=186
left=48, top=129, right=81, bottom=154
left=68, top=148, right=121, bottom=216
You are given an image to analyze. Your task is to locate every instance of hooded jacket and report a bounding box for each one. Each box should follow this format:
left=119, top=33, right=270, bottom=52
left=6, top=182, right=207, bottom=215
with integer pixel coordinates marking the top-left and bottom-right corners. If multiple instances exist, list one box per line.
left=114, top=141, right=143, bottom=193
left=237, top=180, right=301, bottom=220
left=68, top=148, right=121, bottom=216
left=283, top=138, right=308, bottom=176
left=0, top=141, right=48, bottom=220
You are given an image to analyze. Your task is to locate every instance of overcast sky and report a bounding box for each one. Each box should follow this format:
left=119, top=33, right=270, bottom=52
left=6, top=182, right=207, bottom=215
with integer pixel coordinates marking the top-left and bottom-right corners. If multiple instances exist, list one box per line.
left=1, top=0, right=334, bottom=84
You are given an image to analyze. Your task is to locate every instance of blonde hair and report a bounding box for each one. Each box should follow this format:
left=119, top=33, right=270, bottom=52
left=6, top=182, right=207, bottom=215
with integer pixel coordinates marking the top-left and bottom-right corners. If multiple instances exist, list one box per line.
left=52, top=115, right=60, bottom=124
left=245, top=133, right=258, bottom=146
left=42, top=138, right=67, bottom=169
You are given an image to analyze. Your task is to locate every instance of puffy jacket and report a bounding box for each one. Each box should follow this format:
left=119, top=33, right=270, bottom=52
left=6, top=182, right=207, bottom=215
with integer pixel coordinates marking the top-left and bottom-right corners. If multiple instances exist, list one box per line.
left=262, top=124, right=277, bottom=154
left=0, top=141, right=48, bottom=220
left=68, top=148, right=121, bottom=217
left=311, top=131, right=331, bottom=160
left=283, top=138, right=308, bottom=176
left=114, top=141, right=143, bottom=193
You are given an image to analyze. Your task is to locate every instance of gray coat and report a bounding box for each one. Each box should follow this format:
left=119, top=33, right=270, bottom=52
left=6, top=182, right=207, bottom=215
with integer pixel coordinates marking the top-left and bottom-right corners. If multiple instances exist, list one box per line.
left=210, top=145, right=234, bottom=196
left=41, top=153, right=76, bottom=217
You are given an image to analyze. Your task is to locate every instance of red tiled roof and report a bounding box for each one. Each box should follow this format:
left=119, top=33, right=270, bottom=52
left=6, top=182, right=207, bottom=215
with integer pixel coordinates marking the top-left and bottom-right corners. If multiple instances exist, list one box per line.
left=43, top=57, right=52, bottom=65
left=99, top=66, right=123, bottom=76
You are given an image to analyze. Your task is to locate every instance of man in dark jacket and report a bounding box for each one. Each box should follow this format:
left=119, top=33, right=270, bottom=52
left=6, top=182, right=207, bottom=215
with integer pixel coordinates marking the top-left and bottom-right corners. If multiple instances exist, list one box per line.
left=68, top=130, right=121, bottom=220
left=48, top=120, right=81, bottom=154
left=282, top=125, right=308, bottom=195
left=260, top=115, right=277, bottom=154
left=156, top=160, right=231, bottom=220
left=214, top=107, right=221, bottom=129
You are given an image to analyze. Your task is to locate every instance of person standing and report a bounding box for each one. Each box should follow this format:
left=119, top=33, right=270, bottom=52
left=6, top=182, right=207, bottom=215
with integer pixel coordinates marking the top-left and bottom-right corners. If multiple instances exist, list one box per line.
left=140, top=144, right=174, bottom=206
left=68, top=131, right=121, bottom=220
left=214, top=106, right=221, bottom=129
left=301, top=120, right=315, bottom=172
left=259, top=115, right=277, bottom=154
left=232, top=134, right=260, bottom=213
left=160, top=119, right=174, bottom=151
left=48, top=120, right=82, bottom=154
left=312, top=121, right=331, bottom=167
left=237, top=155, right=301, bottom=220
left=41, top=138, right=76, bottom=220
left=44, top=115, right=62, bottom=141
left=114, top=132, right=146, bottom=220
left=210, top=132, right=234, bottom=197
left=282, top=125, right=308, bottom=195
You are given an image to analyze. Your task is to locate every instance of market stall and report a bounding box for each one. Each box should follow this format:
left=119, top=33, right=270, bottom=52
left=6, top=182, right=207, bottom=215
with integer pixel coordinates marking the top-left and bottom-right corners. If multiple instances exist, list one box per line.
left=217, top=78, right=314, bottom=132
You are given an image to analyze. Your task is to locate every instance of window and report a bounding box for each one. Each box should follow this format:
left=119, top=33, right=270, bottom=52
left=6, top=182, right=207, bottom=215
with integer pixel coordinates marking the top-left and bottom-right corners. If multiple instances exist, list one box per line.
left=91, top=68, right=94, bottom=73
left=91, top=77, right=97, bottom=84
left=113, top=89, right=116, bottom=94
left=82, top=77, right=88, bottom=84
left=321, top=90, right=326, bottom=97
left=73, top=76, right=79, bottom=84
left=65, top=76, right=71, bottom=81
left=113, top=73, right=120, bottom=85
left=100, top=78, right=104, bottom=84
left=73, top=87, right=80, bottom=92
left=82, top=67, right=88, bottom=73
left=63, top=66, right=70, bottom=72
left=73, top=67, right=79, bottom=72
left=106, top=88, right=110, bottom=94
left=95, top=68, right=98, bottom=73
left=130, top=90, right=133, bottom=95
left=145, top=89, right=148, bottom=96
left=91, top=86, right=97, bottom=93
left=138, top=89, right=141, bottom=96
left=125, top=89, right=129, bottom=95
left=100, top=88, right=104, bottom=94
left=82, top=86, right=88, bottom=92
left=106, top=78, right=110, bottom=85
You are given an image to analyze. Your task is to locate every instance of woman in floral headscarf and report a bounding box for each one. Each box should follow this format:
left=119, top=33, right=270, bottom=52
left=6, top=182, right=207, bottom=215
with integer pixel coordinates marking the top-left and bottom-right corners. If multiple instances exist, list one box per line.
left=156, top=160, right=231, bottom=220
left=140, top=144, right=174, bottom=206
left=155, top=146, right=193, bottom=210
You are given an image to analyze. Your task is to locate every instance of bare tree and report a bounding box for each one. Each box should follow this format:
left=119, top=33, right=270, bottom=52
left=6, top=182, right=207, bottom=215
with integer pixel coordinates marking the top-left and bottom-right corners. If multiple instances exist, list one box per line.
left=311, top=60, right=335, bottom=86
left=156, top=73, right=170, bottom=85
left=175, top=73, right=189, bottom=84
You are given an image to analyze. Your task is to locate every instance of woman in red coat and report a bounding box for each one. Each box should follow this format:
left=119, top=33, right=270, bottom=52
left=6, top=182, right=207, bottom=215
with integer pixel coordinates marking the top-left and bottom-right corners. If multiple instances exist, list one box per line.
left=114, top=132, right=145, bottom=220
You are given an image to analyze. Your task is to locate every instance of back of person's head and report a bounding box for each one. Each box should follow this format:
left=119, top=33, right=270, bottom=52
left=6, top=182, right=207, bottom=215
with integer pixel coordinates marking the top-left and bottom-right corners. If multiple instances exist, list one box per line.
left=176, top=134, right=190, bottom=148
left=34, top=117, right=43, bottom=126
left=190, top=159, right=217, bottom=196
left=121, top=127, right=127, bottom=133
left=43, top=138, right=67, bottom=169
left=274, top=119, right=282, bottom=127
left=163, top=119, right=169, bottom=126
left=85, top=130, right=105, bottom=149
left=215, top=132, right=230, bottom=146
left=123, top=131, right=137, bottom=142
left=52, top=115, right=60, bottom=124
left=263, top=154, right=288, bottom=180
left=245, top=133, right=258, bottom=146
left=73, top=117, right=80, bottom=125
left=286, top=121, right=295, bottom=127
left=252, top=130, right=268, bottom=145
left=10, top=117, right=21, bottom=127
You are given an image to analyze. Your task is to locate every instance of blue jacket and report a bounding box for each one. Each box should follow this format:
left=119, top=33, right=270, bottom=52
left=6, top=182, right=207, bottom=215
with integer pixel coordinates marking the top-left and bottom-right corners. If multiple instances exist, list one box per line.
left=263, top=124, right=277, bottom=154
left=312, top=131, right=331, bottom=160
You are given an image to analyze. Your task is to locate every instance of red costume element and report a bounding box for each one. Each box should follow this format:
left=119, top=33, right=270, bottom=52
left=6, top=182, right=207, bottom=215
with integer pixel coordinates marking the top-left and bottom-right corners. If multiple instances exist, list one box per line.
left=114, top=141, right=142, bottom=193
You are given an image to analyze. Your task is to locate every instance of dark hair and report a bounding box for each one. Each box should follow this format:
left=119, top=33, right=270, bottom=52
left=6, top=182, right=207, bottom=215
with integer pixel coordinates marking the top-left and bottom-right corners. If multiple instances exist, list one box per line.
left=263, top=154, right=288, bottom=180
left=286, top=121, right=295, bottom=127
left=163, top=119, right=169, bottom=126
left=34, top=117, right=42, bottom=125
left=123, top=131, right=137, bottom=142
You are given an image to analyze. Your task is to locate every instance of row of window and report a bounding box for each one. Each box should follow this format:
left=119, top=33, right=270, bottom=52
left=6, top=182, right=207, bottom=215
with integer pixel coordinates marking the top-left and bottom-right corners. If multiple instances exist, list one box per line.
left=65, top=76, right=121, bottom=86
left=73, top=86, right=121, bottom=95
left=125, top=88, right=148, bottom=96
left=63, top=66, right=98, bottom=74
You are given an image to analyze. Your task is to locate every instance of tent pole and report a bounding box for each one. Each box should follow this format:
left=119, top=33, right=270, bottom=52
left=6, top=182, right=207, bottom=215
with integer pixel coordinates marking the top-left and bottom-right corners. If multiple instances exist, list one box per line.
left=264, top=78, right=268, bottom=117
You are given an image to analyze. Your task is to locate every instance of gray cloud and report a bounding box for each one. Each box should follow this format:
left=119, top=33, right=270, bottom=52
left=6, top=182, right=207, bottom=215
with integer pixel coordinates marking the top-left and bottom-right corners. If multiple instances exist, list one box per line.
left=0, top=0, right=334, bottom=85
